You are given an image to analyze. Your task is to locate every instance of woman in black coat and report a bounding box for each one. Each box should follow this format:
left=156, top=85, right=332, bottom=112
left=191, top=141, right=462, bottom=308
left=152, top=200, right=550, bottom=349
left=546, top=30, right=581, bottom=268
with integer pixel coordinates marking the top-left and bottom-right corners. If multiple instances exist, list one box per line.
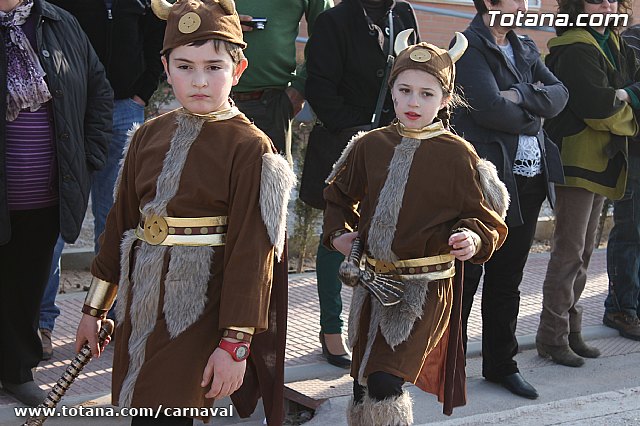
left=451, top=0, right=568, bottom=399
left=0, top=0, right=112, bottom=406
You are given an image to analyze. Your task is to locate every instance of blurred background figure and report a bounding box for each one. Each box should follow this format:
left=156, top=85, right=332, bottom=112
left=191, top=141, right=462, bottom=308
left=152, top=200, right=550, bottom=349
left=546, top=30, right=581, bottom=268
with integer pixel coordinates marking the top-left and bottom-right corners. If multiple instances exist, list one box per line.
left=0, top=0, right=112, bottom=406
left=602, top=23, right=640, bottom=342
left=537, top=0, right=638, bottom=366
left=234, top=0, right=333, bottom=163
left=452, top=0, right=568, bottom=399
left=38, top=0, right=166, bottom=360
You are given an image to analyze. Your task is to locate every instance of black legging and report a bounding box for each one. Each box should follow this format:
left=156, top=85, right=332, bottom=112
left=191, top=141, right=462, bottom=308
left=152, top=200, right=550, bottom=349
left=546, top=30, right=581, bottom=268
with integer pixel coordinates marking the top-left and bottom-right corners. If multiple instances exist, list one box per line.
left=353, top=371, right=404, bottom=403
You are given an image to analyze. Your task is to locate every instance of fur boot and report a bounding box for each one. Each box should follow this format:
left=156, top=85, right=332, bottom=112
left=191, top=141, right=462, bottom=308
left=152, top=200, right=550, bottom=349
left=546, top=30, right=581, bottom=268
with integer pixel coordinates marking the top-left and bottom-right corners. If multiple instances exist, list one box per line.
left=347, top=397, right=367, bottom=426
left=361, top=390, right=414, bottom=425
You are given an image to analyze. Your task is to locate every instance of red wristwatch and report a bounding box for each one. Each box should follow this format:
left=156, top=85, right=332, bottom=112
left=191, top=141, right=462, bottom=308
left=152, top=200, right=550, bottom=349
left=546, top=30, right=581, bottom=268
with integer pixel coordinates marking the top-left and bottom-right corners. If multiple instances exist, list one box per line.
left=218, top=339, right=250, bottom=362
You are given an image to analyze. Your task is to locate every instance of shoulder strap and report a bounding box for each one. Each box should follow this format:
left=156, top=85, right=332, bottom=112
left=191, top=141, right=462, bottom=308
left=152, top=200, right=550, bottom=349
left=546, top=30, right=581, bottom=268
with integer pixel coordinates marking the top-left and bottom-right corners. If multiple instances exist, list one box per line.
left=370, top=12, right=395, bottom=128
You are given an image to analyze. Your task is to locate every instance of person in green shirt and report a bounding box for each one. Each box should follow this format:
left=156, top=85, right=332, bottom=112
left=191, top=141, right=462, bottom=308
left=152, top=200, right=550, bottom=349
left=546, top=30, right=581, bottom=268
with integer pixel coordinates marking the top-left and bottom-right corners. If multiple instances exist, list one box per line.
left=234, top=0, right=333, bottom=164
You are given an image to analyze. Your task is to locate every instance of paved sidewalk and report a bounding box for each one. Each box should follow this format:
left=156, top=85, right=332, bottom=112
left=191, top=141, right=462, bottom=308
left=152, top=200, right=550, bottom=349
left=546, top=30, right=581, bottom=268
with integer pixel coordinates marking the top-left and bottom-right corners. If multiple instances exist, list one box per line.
left=0, top=249, right=611, bottom=421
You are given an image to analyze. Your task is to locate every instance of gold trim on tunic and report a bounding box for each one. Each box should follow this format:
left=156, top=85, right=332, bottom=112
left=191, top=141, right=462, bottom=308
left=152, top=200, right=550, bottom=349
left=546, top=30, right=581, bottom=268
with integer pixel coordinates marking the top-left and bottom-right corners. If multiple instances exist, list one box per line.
left=136, top=214, right=228, bottom=246
left=395, top=120, right=448, bottom=140
left=180, top=106, right=241, bottom=121
left=365, top=254, right=456, bottom=281
left=227, top=326, right=256, bottom=334
left=366, top=254, right=454, bottom=268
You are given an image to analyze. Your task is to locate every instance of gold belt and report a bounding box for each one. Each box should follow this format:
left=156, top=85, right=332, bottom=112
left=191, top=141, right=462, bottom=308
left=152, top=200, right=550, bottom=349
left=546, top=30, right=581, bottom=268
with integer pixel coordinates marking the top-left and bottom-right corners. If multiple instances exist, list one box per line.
left=135, top=214, right=227, bottom=246
left=365, top=254, right=455, bottom=280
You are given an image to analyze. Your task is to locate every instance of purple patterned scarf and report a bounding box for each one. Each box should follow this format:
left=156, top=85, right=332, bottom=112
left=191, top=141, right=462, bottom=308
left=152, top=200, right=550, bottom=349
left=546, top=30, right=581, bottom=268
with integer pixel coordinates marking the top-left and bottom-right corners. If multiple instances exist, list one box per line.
left=0, top=0, right=51, bottom=121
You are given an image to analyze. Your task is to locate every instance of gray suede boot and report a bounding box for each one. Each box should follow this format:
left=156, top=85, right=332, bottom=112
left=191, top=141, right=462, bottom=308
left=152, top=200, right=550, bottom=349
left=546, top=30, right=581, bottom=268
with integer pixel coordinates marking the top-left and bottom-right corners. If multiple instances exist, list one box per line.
left=568, top=332, right=601, bottom=358
left=536, top=341, right=585, bottom=367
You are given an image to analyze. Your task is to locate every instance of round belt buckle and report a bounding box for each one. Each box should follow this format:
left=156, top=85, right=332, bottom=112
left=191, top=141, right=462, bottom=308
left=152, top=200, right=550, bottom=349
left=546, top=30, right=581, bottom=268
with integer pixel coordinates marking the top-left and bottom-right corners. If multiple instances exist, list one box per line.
left=143, top=214, right=169, bottom=245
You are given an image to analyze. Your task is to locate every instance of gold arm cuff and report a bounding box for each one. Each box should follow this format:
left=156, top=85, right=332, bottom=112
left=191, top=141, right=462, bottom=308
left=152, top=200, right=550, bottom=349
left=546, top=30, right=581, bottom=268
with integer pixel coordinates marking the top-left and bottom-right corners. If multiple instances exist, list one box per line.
left=84, top=278, right=118, bottom=311
left=227, top=326, right=255, bottom=335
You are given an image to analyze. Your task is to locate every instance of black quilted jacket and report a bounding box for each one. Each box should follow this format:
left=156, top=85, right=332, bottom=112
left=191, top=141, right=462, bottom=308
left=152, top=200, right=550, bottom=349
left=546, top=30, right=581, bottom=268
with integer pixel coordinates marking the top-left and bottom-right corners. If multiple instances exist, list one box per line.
left=0, top=0, right=113, bottom=245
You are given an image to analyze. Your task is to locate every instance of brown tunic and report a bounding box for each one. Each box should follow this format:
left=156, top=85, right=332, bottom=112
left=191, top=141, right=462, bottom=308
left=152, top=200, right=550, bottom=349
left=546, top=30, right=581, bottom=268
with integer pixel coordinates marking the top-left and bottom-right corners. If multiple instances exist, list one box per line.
left=323, top=123, right=508, bottom=413
left=91, top=109, right=285, bottom=418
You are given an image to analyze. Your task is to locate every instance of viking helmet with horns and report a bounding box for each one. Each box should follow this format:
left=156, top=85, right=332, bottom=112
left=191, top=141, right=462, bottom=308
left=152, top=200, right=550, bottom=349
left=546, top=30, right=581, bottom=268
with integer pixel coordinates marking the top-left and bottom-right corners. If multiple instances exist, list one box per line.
left=151, top=0, right=246, bottom=53
left=389, top=30, right=468, bottom=94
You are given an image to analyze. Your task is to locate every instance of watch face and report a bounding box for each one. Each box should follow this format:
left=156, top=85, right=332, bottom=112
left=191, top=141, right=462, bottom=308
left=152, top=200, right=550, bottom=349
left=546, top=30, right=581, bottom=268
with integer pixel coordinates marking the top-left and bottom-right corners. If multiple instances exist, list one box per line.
left=236, top=345, right=249, bottom=360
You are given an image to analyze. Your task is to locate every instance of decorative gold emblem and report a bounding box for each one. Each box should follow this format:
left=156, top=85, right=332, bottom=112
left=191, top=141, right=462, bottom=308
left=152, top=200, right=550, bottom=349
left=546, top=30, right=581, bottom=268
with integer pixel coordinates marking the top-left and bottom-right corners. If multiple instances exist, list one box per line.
left=409, top=48, right=432, bottom=63
left=215, top=0, right=235, bottom=14
left=178, top=12, right=201, bottom=34
left=143, top=214, right=169, bottom=245
left=375, top=260, right=397, bottom=274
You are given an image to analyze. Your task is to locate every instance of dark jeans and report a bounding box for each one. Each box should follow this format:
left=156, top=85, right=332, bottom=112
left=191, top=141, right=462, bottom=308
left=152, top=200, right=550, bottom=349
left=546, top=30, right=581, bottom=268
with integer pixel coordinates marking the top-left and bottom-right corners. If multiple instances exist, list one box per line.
left=606, top=154, right=640, bottom=318
left=353, top=372, right=404, bottom=403
left=92, top=98, right=145, bottom=251
left=0, top=207, right=59, bottom=383
left=316, top=237, right=345, bottom=334
left=234, top=89, right=293, bottom=157
left=462, top=174, right=546, bottom=379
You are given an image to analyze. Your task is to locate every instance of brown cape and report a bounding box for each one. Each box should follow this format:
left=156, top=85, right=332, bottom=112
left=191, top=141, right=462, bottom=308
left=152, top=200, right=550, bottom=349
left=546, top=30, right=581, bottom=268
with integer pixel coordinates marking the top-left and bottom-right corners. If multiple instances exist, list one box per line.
left=414, top=260, right=466, bottom=415
left=231, top=244, right=288, bottom=425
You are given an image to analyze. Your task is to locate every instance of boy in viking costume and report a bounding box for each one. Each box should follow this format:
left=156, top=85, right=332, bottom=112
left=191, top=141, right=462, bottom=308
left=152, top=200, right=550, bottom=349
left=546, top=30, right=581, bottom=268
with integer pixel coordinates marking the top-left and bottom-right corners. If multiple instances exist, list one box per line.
left=74, top=0, right=296, bottom=424
left=324, top=31, right=509, bottom=425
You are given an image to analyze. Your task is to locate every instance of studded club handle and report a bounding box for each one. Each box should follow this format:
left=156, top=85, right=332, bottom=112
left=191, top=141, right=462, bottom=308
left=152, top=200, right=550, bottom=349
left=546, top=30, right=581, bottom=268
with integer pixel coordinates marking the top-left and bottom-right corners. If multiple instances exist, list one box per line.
left=23, top=320, right=115, bottom=426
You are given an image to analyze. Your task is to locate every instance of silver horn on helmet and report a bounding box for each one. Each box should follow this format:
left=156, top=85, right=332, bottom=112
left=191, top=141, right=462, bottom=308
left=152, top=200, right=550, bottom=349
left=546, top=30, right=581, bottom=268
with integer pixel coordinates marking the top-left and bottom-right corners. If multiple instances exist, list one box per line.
left=448, top=32, right=468, bottom=63
left=394, top=29, right=468, bottom=63
left=394, top=29, right=414, bottom=56
left=151, top=0, right=172, bottom=20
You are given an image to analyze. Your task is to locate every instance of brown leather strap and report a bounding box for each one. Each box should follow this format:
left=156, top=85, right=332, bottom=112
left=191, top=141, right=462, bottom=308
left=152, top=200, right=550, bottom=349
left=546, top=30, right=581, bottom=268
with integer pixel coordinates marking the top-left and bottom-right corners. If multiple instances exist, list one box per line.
left=223, top=329, right=252, bottom=343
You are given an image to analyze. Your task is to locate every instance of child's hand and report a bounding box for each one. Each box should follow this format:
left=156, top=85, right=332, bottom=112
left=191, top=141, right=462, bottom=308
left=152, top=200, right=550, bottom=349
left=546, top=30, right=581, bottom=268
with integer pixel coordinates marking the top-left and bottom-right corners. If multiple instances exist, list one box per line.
left=449, top=230, right=479, bottom=261
left=201, top=344, right=246, bottom=400
left=332, top=231, right=358, bottom=257
left=75, top=314, right=110, bottom=357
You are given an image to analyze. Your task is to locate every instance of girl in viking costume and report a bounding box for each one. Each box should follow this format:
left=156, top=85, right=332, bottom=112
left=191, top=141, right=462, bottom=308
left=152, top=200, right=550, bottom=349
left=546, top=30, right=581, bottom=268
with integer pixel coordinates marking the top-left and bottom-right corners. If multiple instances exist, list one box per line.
left=74, top=0, right=295, bottom=424
left=324, top=31, right=509, bottom=425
